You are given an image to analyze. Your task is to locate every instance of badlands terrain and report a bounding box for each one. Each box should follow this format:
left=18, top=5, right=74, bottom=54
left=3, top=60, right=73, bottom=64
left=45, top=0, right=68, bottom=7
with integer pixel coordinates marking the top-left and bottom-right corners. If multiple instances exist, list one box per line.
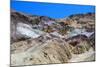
left=11, top=10, right=95, bottom=66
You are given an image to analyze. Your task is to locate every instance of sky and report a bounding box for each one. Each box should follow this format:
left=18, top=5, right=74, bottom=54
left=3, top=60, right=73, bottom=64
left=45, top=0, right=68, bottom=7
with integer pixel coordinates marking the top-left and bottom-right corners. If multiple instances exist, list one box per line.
left=11, top=0, right=95, bottom=19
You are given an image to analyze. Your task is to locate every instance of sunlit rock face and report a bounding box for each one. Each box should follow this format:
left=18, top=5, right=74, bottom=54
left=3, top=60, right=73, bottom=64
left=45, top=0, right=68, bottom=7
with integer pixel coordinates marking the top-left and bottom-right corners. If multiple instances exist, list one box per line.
left=65, top=35, right=91, bottom=54
left=11, top=34, right=93, bottom=66
left=11, top=11, right=45, bottom=43
left=11, top=11, right=95, bottom=66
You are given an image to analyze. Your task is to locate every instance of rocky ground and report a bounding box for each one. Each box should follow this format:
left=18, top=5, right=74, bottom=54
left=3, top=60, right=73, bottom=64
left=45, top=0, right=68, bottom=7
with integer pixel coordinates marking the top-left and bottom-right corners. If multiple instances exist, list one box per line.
left=10, top=11, right=95, bottom=66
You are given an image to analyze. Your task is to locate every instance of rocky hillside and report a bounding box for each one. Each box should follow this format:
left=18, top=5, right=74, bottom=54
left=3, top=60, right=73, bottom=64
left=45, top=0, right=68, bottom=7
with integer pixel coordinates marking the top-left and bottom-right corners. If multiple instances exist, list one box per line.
left=11, top=11, right=95, bottom=66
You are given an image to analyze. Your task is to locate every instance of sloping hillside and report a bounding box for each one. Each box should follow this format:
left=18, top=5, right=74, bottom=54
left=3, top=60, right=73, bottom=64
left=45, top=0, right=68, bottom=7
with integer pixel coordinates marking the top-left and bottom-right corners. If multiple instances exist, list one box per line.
left=11, top=11, right=95, bottom=66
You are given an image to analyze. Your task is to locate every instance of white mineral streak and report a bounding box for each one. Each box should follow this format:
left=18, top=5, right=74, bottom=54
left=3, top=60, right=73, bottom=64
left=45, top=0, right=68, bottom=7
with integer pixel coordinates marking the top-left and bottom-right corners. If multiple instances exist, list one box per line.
left=17, top=23, right=44, bottom=38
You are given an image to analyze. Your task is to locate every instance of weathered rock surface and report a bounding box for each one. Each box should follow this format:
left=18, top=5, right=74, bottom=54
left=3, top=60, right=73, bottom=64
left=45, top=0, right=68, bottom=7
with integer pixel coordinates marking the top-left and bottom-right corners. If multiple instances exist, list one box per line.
left=11, top=34, right=94, bottom=66
left=11, top=11, right=95, bottom=66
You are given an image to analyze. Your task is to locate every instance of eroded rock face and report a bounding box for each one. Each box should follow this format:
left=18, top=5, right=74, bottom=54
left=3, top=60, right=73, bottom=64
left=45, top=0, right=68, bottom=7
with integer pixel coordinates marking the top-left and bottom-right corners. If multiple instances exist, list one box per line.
left=65, top=35, right=91, bottom=55
left=11, top=11, right=33, bottom=43
left=11, top=34, right=93, bottom=66
left=68, top=40, right=91, bottom=54
left=11, top=11, right=47, bottom=43
left=89, top=33, right=95, bottom=50
left=11, top=11, right=95, bottom=66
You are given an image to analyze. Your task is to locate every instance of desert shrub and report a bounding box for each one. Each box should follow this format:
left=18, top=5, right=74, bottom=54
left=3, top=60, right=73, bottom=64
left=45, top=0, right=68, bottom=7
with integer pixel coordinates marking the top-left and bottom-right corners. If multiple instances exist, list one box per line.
left=31, top=19, right=40, bottom=25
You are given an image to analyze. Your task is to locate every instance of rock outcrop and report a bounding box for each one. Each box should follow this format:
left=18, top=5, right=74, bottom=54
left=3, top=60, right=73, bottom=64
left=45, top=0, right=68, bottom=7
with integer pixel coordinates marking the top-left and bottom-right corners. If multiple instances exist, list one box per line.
left=11, top=11, right=95, bottom=66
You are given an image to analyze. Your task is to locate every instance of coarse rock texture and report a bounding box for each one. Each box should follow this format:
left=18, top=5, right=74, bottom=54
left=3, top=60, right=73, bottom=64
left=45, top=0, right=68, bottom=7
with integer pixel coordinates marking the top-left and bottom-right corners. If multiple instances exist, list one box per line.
left=10, top=11, right=95, bottom=66
left=11, top=35, right=94, bottom=66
